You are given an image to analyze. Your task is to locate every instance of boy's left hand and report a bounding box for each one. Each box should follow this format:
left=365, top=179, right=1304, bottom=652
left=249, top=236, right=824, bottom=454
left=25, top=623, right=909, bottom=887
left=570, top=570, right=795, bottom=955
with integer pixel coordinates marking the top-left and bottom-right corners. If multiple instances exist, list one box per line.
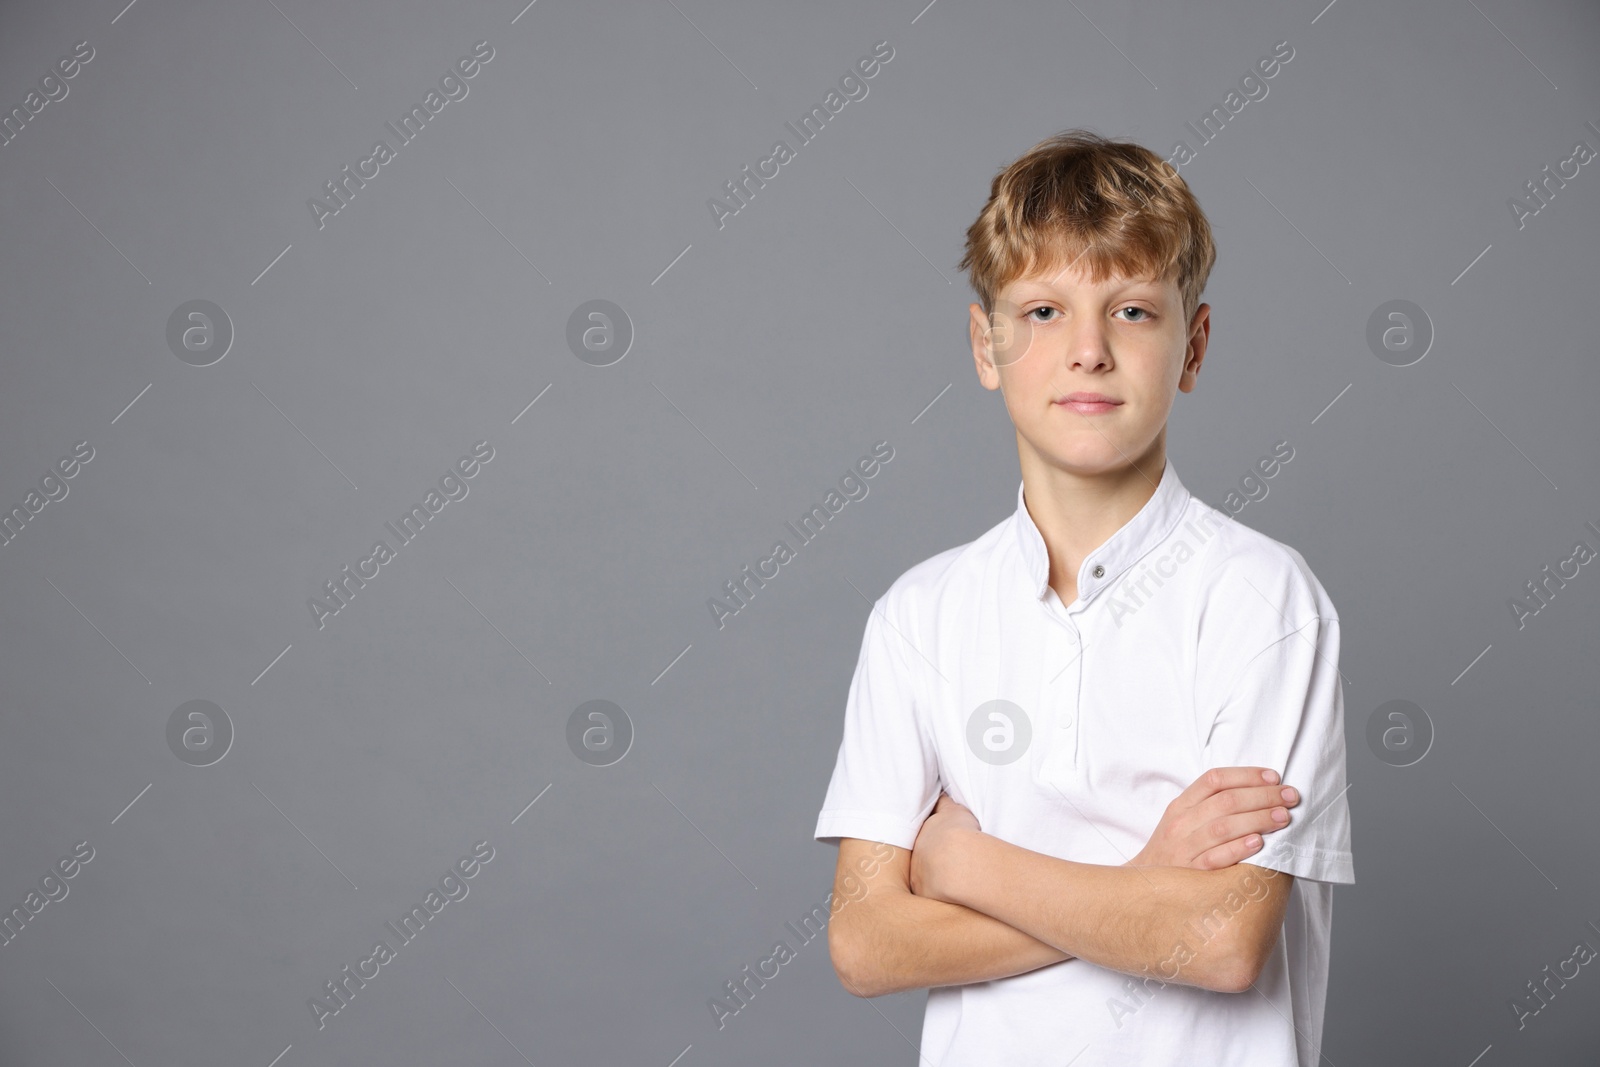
left=909, top=792, right=981, bottom=901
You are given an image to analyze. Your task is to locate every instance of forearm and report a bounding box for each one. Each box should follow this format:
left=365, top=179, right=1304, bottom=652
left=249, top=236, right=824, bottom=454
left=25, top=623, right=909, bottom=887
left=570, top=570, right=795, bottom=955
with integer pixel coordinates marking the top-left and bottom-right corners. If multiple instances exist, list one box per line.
left=833, top=885, right=1072, bottom=998
left=944, top=833, right=1273, bottom=992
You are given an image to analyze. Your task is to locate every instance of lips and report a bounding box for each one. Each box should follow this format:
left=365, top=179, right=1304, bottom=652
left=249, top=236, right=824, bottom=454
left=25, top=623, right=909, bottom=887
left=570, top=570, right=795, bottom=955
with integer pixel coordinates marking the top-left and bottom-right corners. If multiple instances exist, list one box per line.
left=1055, top=393, right=1122, bottom=414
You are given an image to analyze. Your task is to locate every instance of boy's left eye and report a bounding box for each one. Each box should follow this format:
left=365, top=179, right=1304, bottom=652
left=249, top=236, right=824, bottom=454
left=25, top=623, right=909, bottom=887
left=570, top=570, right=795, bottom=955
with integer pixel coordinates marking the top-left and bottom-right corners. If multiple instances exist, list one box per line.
left=1023, top=305, right=1150, bottom=323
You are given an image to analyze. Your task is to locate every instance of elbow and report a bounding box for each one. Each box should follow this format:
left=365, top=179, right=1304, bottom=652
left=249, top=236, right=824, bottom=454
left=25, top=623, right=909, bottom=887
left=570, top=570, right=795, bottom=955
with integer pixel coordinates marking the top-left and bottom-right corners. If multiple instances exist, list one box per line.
left=1199, top=932, right=1273, bottom=994
left=828, top=919, right=882, bottom=999
left=1204, top=958, right=1262, bottom=995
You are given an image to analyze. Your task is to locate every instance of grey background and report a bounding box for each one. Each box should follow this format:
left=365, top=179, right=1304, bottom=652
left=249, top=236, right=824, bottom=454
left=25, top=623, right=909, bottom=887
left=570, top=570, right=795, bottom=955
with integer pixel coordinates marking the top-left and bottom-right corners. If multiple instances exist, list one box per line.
left=1, top=0, right=1597, bottom=1064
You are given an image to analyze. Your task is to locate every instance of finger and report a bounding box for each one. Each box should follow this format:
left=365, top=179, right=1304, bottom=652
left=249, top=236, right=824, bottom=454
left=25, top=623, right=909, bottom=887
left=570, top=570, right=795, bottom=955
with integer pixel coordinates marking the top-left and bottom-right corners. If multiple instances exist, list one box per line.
left=1191, top=833, right=1267, bottom=871
left=1200, top=807, right=1293, bottom=847
left=1175, top=767, right=1283, bottom=810
left=1192, top=784, right=1300, bottom=823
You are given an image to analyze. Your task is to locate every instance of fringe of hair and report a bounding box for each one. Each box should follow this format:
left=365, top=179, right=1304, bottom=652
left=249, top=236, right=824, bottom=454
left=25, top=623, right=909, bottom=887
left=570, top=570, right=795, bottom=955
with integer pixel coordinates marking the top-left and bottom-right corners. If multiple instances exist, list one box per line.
left=958, top=129, right=1216, bottom=324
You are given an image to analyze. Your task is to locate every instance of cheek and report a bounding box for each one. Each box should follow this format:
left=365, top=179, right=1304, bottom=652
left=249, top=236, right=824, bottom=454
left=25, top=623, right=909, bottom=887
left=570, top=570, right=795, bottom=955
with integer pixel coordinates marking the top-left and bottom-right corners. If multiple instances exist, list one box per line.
left=989, top=358, right=1029, bottom=404
left=1139, top=381, right=1181, bottom=423
left=1143, top=351, right=1188, bottom=397
left=993, top=334, right=1040, bottom=371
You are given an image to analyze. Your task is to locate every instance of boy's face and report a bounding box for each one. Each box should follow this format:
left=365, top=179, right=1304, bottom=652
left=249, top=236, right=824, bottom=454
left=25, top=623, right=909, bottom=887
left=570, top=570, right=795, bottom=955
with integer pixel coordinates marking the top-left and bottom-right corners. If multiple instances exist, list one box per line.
left=968, top=258, right=1210, bottom=480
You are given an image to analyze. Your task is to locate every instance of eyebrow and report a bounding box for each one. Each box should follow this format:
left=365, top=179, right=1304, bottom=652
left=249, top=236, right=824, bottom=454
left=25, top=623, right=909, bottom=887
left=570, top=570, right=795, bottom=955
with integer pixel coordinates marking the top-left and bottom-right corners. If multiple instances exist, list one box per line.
left=1009, top=279, right=1165, bottom=299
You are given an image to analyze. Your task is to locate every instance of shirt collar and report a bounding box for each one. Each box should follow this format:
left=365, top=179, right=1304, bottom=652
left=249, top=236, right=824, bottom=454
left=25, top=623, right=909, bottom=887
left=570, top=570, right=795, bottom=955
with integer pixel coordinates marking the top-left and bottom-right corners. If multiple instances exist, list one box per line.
left=1012, top=461, right=1193, bottom=605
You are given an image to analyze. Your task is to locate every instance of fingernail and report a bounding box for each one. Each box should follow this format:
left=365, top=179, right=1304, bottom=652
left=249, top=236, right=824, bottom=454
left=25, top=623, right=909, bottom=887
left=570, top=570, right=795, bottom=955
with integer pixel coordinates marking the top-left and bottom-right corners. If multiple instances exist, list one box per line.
left=1272, top=808, right=1288, bottom=822
left=1246, top=835, right=1262, bottom=848
left=1282, top=787, right=1298, bottom=803
left=1262, top=770, right=1280, bottom=784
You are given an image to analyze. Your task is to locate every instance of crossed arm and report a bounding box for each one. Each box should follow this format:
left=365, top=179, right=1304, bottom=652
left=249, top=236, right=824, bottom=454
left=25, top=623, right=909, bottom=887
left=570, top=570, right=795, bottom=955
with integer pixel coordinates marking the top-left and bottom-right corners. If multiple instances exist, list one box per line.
left=826, top=767, right=1298, bottom=998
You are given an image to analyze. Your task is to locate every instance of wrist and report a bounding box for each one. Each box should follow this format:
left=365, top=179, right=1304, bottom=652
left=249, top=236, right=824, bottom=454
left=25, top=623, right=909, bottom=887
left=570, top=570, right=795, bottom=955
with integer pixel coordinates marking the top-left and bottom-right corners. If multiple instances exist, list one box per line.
left=937, top=828, right=989, bottom=906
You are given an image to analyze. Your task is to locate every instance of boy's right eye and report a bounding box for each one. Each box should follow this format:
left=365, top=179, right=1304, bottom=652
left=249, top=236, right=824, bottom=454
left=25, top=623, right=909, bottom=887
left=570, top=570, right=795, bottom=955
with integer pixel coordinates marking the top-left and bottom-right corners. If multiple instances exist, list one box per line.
left=1024, top=307, right=1058, bottom=323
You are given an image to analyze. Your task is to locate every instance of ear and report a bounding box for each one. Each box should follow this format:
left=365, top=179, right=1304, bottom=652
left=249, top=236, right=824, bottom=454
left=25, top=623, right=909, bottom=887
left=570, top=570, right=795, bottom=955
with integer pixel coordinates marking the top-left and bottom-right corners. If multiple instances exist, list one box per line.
left=970, top=303, right=1002, bottom=392
left=1178, top=303, right=1211, bottom=393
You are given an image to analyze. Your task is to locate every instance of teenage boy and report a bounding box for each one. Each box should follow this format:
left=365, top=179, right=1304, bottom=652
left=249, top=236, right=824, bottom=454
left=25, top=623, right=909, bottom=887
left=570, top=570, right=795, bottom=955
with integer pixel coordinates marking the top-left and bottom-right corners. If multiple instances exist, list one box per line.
left=814, top=130, right=1354, bottom=1066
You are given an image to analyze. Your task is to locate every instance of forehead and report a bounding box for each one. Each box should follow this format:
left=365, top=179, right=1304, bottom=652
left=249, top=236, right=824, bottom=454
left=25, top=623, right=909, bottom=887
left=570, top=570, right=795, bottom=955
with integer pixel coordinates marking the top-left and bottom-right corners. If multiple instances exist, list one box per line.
left=1002, top=263, right=1174, bottom=299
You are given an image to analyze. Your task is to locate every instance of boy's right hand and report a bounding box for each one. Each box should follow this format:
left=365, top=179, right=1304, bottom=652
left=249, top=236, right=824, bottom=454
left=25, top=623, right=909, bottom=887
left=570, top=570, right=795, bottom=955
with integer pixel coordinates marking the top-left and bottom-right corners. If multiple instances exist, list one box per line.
left=1126, top=767, right=1299, bottom=871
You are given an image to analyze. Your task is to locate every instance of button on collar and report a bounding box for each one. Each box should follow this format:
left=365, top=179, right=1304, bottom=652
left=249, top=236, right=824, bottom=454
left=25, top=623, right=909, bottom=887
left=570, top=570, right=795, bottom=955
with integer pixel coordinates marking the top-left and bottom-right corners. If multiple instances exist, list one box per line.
left=1012, top=462, right=1194, bottom=607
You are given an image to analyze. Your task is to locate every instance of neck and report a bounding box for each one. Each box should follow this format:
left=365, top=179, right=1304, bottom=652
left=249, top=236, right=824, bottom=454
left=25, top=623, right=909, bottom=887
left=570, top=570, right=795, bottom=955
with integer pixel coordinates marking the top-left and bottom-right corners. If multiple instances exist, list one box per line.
left=1018, top=436, right=1166, bottom=601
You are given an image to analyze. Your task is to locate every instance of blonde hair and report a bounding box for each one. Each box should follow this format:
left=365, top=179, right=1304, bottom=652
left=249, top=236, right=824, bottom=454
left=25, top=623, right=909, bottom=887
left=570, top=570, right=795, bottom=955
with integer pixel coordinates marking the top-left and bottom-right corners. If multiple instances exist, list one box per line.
left=958, top=129, right=1216, bottom=325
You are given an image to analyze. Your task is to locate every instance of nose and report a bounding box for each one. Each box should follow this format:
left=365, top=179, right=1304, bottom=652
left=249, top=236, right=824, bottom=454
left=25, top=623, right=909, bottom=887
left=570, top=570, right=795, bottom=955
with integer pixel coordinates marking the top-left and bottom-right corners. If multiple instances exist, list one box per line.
left=1063, top=318, right=1113, bottom=373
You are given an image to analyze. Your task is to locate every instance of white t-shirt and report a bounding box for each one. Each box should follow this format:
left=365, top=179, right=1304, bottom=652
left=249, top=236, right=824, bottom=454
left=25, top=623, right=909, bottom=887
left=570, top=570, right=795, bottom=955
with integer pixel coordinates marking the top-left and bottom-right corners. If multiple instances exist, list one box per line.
left=814, top=460, right=1355, bottom=1066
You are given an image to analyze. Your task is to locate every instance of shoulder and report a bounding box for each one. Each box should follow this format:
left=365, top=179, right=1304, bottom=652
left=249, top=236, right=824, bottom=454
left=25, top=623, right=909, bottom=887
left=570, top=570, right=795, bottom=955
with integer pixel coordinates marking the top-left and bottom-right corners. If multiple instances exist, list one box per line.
left=1189, top=498, right=1340, bottom=631
left=874, top=510, right=1012, bottom=627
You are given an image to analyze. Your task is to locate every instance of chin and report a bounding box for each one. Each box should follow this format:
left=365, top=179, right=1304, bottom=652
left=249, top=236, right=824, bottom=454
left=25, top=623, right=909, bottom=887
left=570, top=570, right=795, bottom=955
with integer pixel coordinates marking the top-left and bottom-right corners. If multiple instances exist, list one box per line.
left=1039, top=447, right=1123, bottom=475
left=1047, top=428, right=1116, bottom=456
left=1028, top=432, right=1144, bottom=474
left=1060, top=458, right=1127, bottom=477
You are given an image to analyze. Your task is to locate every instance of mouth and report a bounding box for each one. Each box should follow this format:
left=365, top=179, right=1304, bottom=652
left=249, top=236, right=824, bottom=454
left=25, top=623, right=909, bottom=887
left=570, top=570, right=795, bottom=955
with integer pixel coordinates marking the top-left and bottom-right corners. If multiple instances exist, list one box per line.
left=1054, top=393, right=1122, bottom=415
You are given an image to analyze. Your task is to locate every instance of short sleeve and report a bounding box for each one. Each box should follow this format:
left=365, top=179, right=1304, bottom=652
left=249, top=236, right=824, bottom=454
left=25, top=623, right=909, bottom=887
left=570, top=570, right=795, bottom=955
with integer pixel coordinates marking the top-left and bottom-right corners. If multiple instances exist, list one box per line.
left=1200, top=614, right=1355, bottom=884
left=813, top=593, right=941, bottom=850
